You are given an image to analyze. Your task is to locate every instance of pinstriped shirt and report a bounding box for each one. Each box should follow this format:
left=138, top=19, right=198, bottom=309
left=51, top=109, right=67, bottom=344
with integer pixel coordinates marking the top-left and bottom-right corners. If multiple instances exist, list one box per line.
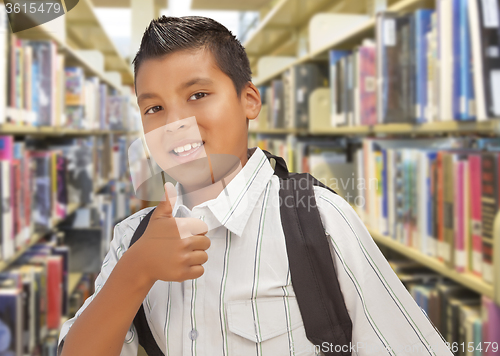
left=58, top=147, right=452, bottom=356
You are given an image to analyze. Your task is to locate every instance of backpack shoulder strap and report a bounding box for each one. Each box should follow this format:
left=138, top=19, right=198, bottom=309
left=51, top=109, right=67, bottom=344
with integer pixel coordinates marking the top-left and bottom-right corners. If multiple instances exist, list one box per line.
left=279, top=173, right=352, bottom=355
left=128, top=208, right=164, bottom=356
left=261, top=147, right=353, bottom=355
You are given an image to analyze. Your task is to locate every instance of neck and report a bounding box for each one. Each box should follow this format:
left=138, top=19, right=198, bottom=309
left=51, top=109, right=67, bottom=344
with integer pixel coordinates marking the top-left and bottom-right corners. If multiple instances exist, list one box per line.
left=180, top=153, right=248, bottom=210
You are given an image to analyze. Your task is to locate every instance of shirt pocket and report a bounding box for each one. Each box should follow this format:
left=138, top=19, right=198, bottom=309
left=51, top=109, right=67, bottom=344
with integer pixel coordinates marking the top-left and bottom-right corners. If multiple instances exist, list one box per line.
left=226, top=296, right=317, bottom=355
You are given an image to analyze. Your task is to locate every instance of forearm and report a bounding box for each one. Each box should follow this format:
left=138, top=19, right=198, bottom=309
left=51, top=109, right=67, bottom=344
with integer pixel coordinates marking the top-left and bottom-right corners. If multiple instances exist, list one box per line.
left=60, top=250, right=155, bottom=356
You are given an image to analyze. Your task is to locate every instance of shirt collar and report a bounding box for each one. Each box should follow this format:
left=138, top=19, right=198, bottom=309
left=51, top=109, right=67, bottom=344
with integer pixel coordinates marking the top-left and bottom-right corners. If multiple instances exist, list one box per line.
left=171, top=147, right=275, bottom=236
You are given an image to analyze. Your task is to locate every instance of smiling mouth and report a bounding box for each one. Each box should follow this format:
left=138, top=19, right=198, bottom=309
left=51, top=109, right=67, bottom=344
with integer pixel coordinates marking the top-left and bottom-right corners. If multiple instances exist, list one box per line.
left=170, top=141, right=205, bottom=157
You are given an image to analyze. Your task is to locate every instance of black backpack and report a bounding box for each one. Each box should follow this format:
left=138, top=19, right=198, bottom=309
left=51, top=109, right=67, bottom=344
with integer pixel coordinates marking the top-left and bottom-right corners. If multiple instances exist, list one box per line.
left=58, top=150, right=353, bottom=356
left=129, top=150, right=352, bottom=356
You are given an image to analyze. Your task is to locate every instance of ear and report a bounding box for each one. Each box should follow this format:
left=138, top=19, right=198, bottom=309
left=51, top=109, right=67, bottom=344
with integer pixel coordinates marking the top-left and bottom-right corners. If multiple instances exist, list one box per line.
left=242, top=82, right=262, bottom=121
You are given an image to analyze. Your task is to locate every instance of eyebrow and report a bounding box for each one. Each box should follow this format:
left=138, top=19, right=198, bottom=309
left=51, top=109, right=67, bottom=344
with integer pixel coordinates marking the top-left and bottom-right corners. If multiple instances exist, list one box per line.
left=179, top=77, right=214, bottom=90
left=137, top=92, right=161, bottom=105
left=137, top=77, right=214, bottom=105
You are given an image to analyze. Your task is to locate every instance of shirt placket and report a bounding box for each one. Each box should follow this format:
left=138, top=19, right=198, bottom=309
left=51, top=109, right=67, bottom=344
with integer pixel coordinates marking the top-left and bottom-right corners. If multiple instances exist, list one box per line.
left=183, top=209, right=205, bottom=356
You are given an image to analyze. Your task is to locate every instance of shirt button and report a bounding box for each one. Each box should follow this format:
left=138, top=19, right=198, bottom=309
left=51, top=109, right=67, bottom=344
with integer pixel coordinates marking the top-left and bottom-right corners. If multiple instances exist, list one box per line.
left=189, top=329, right=198, bottom=340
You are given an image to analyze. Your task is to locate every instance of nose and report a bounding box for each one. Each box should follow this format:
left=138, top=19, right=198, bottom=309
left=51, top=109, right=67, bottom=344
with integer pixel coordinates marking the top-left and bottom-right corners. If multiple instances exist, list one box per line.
left=164, top=116, right=190, bottom=133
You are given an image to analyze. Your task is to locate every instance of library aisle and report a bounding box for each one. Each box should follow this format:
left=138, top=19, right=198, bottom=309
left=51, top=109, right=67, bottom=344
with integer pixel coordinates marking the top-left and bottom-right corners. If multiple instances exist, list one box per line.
left=0, top=0, right=499, bottom=355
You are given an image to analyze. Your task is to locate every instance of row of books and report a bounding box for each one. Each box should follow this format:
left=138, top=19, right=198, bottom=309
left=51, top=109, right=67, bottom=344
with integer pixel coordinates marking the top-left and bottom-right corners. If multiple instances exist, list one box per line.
left=65, top=66, right=137, bottom=131
left=249, top=135, right=500, bottom=286
left=356, top=137, right=500, bottom=285
left=0, top=236, right=97, bottom=356
left=391, top=260, right=500, bottom=356
left=256, top=63, right=329, bottom=130
left=41, top=273, right=96, bottom=356
left=0, top=135, right=131, bottom=262
left=0, top=7, right=141, bottom=131
left=253, top=0, right=500, bottom=130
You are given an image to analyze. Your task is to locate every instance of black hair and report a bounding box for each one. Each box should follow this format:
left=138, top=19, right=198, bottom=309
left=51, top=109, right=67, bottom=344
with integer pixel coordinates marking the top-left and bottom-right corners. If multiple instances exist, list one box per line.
left=132, top=16, right=252, bottom=98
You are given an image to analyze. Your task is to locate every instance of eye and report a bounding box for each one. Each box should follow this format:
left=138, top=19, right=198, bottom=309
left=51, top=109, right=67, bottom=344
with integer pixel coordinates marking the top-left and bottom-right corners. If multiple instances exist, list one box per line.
left=189, top=92, right=208, bottom=101
left=145, top=105, right=163, bottom=115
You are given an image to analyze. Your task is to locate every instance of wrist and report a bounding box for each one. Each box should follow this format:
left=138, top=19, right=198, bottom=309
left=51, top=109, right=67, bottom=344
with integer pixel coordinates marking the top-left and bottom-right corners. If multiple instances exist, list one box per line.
left=118, top=246, right=157, bottom=292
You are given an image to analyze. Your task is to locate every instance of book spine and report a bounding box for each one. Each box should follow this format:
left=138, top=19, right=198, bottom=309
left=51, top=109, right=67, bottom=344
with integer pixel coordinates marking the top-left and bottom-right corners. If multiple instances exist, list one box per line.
left=455, top=159, right=466, bottom=272
left=469, top=154, right=482, bottom=277
left=427, top=152, right=438, bottom=257
left=443, top=152, right=455, bottom=268
left=452, top=0, right=462, bottom=120
left=480, top=153, right=497, bottom=284
left=436, top=151, right=445, bottom=262
left=467, top=0, right=487, bottom=120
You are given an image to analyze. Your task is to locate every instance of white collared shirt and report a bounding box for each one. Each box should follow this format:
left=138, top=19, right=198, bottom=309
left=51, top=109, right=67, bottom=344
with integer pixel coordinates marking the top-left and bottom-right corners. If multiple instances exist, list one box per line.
left=58, top=147, right=452, bottom=356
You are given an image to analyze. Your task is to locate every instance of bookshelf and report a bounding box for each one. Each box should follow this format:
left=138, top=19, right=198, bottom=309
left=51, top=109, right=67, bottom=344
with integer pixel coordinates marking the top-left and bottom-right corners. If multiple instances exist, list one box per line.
left=249, top=119, right=500, bottom=136
left=0, top=202, right=80, bottom=273
left=247, top=0, right=500, bottom=319
left=0, top=1, right=141, bottom=352
left=0, top=176, right=113, bottom=274
left=0, top=123, right=140, bottom=136
left=369, top=228, right=494, bottom=298
left=251, top=0, right=434, bottom=87
left=14, top=0, right=133, bottom=90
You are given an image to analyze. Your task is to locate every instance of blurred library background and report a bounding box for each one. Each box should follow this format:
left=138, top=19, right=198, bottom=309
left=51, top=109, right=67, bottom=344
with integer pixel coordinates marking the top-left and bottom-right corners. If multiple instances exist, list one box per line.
left=0, top=0, right=500, bottom=355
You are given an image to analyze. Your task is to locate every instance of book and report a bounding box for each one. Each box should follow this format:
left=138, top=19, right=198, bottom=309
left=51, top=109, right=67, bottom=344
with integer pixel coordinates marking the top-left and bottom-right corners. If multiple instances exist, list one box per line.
left=30, top=41, right=57, bottom=127
left=438, top=0, right=454, bottom=121
left=468, top=0, right=500, bottom=120
left=0, top=288, right=22, bottom=356
left=65, top=67, right=85, bottom=106
left=481, top=296, right=500, bottom=356
left=30, top=152, right=53, bottom=232
left=358, top=43, right=377, bottom=126
left=0, top=136, right=14, bottom=261
left=413, top=9, right=434, bottom=123
left=376, top=12, right=413, bottom=123
left=468, top=154, right=483, bottom=277
left=480, top=152, right=498, bottom=284
left=270, top=79, right=284, bottom=128
left=283, top=63, right=328, bottom=129
left=328, top=50, right=350, bottom=127
left=0, top=4, right=7, bottom=126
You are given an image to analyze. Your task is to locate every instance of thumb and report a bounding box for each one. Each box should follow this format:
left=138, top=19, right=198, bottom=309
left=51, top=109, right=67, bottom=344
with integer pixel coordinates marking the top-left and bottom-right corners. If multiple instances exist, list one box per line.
left=156, top=182, right=177, bottom=217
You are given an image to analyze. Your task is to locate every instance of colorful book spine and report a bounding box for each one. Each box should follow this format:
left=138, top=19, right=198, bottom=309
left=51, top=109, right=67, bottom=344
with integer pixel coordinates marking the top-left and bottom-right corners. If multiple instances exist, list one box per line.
left=469, top=154, right=482, bottom=277
left=414, top=9, right=434, bottom=123
left=454, top=158, right=466, bottom=272
left=329, top=50, right=350, bottom=127
left=458, top=0, right=475, bottom=120
left=0, top=135, right=14, bottom=261
left=359, top=45, right=377, bottom=126
left=480, top=153, right=498, bottom=284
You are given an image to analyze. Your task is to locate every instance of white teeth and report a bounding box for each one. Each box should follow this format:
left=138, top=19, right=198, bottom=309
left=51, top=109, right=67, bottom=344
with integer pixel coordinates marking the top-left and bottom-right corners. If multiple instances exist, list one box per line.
left=173, top=142, right=203, bottom=154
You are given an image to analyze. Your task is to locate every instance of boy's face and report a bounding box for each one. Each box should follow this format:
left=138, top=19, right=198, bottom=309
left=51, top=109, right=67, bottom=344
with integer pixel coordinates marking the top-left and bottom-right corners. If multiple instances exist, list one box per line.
left=135, top=48, right=261, bottom=192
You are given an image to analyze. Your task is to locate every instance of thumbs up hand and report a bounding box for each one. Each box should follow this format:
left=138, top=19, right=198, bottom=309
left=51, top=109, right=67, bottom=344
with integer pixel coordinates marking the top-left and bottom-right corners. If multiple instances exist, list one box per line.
left=128, top=182, right=211, bottom=284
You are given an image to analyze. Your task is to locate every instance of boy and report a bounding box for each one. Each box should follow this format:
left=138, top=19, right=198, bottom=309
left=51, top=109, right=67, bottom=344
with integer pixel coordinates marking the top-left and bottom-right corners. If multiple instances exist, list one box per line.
left=58, top=16, right=452, bottom=356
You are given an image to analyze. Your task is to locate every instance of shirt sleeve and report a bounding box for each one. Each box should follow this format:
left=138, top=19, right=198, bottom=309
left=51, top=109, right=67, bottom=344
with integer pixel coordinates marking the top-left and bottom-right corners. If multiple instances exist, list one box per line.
left=314, top=186, right=453, bottom=356
left=57, top=221, right=139, bottom=356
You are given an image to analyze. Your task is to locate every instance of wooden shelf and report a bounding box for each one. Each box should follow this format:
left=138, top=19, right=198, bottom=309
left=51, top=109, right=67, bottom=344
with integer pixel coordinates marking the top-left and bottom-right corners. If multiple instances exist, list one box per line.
left=248, top=127, right=307, bottom=135
left=250, top=119, right=500, bottom=136
left=244, top=0, right=336, bottom=58
left=252, top=0, right=434, bottom=87
left=13, top=0, right=132, bottom=90
left=368, top=229, right=494, bottom=299
left=0, top=202, right=81, bottom=273
left=68, top=272, right=84, bottom=296
left=191, top=0, right=270, bottom=10
left=65, top=0, right=133, bottom=85
left=0, top=124, right=133, bottom=136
